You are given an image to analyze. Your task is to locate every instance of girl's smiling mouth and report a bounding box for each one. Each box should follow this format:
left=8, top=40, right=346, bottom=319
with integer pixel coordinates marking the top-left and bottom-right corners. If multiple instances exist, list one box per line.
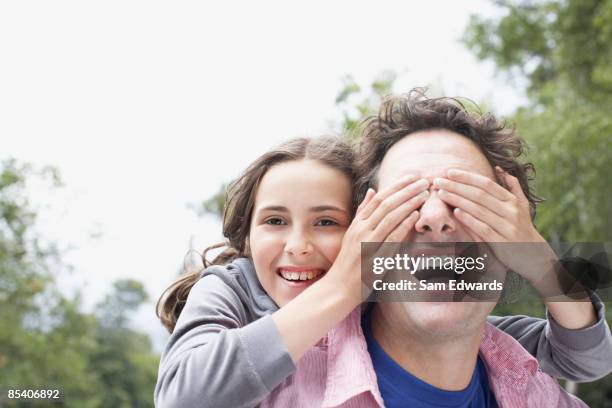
left=277, top=266, right=327, bottom=283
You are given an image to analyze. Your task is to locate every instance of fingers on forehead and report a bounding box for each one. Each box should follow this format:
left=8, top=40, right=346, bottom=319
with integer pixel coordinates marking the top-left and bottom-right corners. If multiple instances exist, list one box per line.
left=447, top=169, right=512, bottom=200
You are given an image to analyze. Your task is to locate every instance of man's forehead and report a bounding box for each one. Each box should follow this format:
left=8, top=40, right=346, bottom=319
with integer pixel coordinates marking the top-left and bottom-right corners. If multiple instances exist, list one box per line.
left=378, top=131, right=494, bottom=186
left=384, top=153, right=490, bottom=180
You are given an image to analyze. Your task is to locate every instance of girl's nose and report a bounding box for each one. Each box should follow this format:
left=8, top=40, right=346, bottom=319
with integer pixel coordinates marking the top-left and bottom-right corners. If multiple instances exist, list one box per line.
left=284, top=230, right=313, bottom=256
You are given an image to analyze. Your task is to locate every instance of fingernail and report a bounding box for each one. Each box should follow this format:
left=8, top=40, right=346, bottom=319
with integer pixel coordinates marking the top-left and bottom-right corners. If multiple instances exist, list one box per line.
left=417, top=178, right=429, bottom=187
left=447, top=169, right=461, bottom=177
left=420, top=190, right=429, bottom=198
left=438, top=189, right=446, bottom=195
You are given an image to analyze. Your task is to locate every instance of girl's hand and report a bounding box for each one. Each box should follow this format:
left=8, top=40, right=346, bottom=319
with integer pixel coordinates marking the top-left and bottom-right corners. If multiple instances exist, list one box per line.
left=326, top=174, right=430, bottom=299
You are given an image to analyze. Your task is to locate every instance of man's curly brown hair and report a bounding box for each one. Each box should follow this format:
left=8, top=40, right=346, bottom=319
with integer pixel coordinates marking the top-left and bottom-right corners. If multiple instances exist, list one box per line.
left=355, top=88, right=542, bottom=219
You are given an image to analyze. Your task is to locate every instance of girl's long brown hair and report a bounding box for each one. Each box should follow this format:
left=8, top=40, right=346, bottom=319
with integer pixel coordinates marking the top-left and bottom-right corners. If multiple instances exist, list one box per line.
left=156, top=136, right=357, bottom=333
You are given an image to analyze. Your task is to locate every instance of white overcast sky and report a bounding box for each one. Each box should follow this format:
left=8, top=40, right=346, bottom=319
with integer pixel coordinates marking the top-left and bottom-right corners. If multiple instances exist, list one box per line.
left=1, top=1, right=525, bottom=350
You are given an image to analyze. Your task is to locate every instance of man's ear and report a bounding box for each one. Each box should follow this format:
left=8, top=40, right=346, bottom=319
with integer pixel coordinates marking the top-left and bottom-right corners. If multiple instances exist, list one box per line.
left=495, top=166, right=529, bottom=202
left=494, top=166, right=510, bottom=190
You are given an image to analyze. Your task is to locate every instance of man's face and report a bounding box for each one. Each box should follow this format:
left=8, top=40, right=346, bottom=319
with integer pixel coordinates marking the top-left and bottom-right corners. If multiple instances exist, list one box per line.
left=375, top=130, right=499, bottom=338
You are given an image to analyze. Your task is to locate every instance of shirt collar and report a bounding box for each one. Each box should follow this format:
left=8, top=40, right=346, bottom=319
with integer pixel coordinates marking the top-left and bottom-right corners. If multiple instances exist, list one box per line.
left=322, top=306, right=385, bottom=408
left=321, top=309, right=541, bottom=407
left=479, top=322, right=540, bottom=390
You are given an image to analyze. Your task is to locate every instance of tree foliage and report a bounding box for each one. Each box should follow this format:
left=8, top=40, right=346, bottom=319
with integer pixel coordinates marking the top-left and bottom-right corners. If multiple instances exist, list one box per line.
left=464, top=0, right=612, bottom=100
left=334, top=72, right=397, bottom=138
left=0, top=159, right=158, bottom=407
left=464, top=1, right=612, bottom=405
left=464, top=0, right=612, bottom=242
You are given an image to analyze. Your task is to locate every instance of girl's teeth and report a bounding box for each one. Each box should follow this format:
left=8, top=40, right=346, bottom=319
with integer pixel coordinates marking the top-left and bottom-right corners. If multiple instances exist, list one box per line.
left=279, top=269, right=323, bottom=281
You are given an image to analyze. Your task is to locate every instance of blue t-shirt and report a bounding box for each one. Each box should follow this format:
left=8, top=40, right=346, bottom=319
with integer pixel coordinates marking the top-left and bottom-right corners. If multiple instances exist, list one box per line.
left=362, top=311, right=498, bottom=408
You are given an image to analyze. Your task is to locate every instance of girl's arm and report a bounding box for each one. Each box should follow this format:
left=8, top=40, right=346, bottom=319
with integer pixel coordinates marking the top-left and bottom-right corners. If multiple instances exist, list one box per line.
left=488, top=294, right=612, bottom=381
left=155, top=273, right=294, bottom=408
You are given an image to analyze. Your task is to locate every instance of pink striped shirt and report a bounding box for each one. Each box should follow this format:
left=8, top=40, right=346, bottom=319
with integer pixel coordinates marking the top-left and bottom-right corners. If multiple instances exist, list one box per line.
left=261, top=308, right=588, bottom=408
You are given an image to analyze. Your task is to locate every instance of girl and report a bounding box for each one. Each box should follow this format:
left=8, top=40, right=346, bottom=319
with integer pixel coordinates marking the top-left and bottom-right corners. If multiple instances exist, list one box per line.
left=155, top=136, right=609, bottom=408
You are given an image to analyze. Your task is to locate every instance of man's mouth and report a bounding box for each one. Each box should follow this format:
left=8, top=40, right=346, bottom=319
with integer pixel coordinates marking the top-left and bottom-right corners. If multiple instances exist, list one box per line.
left=413, top=268, right=459, bottom=286
left=277, top=267, right=326, bottom=282
left=412, top=255, right=463, bottom=282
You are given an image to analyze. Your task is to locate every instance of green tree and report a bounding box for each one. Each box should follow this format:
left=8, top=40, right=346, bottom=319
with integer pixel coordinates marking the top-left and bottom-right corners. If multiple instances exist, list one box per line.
left=463, top=0, right=612, bottom=242
left=0, top=159, right=159, bottom=407
left=91, top=280, right=157, bottom=408
left=0, top=159, right=101, bottom=407
left=96, top=280, right=149, bottom=329
left=334, top=71, right=397, bottom=138
left=464, top=1, right=612, bottom=405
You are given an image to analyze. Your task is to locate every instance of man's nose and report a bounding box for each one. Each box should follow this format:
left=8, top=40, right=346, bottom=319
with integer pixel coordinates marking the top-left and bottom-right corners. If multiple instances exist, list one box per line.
left=284, top=228, right=313, bottom=256
left=414, top=189, right=457, bottom=239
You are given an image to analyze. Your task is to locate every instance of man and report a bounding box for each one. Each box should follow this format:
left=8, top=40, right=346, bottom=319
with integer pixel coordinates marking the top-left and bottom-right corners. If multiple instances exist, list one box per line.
left=263, top=90, right=609, bottom=407
left=354, top=90, right=591, bottom=407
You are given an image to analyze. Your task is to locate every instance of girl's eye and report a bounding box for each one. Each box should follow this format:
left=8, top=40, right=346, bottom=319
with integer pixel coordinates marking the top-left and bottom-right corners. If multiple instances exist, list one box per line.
left=265, top=217, right=286, bottom=226
left=316, top=219, right=338, bottom=227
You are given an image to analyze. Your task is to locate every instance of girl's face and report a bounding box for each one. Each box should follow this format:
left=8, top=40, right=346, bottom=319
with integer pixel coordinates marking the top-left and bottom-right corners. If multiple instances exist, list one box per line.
left=249, top=159, right=352, bottom=307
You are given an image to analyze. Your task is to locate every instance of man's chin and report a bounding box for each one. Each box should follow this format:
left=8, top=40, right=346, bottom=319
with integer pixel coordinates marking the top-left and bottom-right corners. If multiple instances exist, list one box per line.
left=396, top=301, right=485, bottom=338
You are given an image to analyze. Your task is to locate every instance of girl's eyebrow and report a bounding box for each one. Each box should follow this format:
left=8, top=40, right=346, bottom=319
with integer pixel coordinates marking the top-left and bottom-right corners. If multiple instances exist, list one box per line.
left=257, top=205, right=347, bottom=214
left=258, top=205, right=289, bottom=213
left=309, top=205, right=347, bottom=214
